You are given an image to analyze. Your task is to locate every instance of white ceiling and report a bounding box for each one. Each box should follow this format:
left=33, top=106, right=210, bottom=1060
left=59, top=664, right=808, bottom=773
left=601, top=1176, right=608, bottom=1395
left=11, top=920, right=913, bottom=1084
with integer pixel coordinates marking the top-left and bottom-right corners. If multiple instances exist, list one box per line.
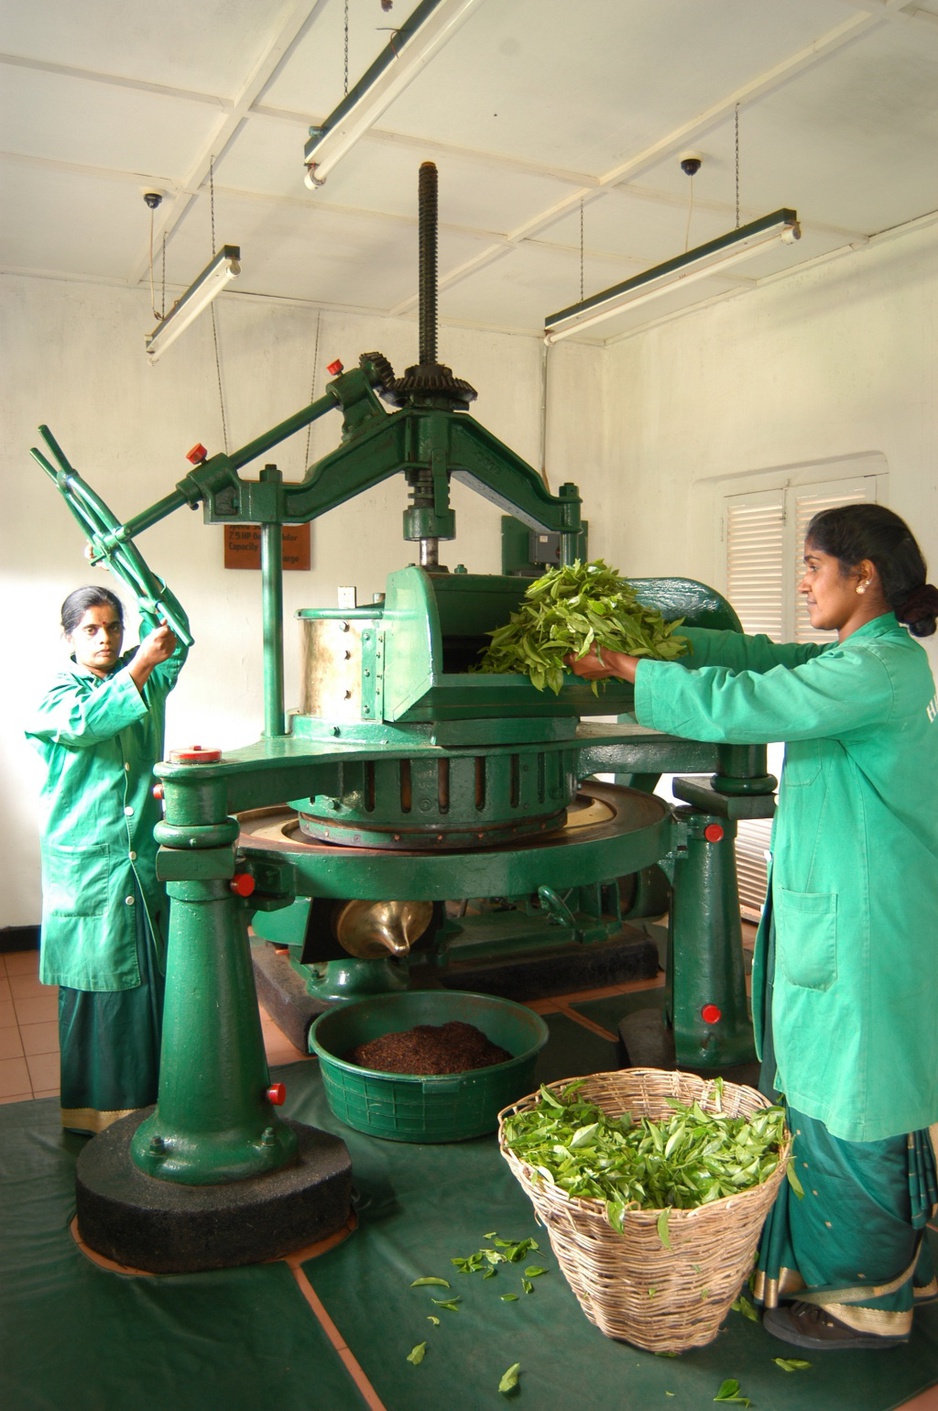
left=2, top=0, right=937, bottom=344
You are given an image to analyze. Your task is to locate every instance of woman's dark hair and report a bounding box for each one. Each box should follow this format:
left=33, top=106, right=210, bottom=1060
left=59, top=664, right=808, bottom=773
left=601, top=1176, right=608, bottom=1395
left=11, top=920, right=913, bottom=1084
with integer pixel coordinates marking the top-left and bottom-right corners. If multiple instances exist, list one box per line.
left=805, top=504, right=937, bottom=638
left=61, top=585, right=125, bottom=636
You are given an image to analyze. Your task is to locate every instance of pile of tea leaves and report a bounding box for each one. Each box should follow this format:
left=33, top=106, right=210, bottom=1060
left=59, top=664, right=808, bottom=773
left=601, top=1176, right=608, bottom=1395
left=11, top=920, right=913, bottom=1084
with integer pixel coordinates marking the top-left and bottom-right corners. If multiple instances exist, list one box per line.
left=476, top=559, right=688, bottom=694
left=501, top=1079, right=787, bottom=1233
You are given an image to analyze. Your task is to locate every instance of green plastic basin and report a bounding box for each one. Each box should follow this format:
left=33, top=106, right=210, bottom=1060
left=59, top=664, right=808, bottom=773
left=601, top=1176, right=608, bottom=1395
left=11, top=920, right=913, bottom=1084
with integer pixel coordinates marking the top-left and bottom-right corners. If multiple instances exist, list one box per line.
left=309, top=990, right=549, bottom=1143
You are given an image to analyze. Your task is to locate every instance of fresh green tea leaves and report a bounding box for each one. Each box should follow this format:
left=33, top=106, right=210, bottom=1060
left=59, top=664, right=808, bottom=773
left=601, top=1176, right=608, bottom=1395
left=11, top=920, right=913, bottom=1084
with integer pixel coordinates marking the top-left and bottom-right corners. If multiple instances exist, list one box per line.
left=714, top=1379, right=751, bottom=1406
left=773, top=1358, right=811, bottom=1372
left=451, top=1235, right=540, bottom=1276
left=730, top=1294, right=760, bottom=1323
left=477, top=559, right=688, bottom=693
left=605, top=1199, right=626, bottom=1233
left=408, top=1231, right=547, bottom=1375
left=787, top=1163, right=806, bottom=1199
left=502, top=1082, right=787, bottom=1213
left=499, top=1363, right=521, bottom=1395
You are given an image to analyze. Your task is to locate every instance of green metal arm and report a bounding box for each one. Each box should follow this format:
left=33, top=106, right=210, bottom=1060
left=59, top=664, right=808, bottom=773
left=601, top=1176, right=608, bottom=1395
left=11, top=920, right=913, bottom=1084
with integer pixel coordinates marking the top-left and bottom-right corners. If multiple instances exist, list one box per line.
left=33, top=359, right=581, bottom=586
left=31, top=427, right=193, bottom=646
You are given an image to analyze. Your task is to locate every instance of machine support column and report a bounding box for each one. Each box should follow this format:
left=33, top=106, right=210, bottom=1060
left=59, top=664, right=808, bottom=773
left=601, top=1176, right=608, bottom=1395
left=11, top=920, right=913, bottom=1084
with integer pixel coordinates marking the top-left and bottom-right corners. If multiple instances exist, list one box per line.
left=131, top=875, right=299, bottom=1184
left=74, top=762, right=353, bottom=1274
left=260, top=464, right=286, bottom=738
left=665, top=810, right=755, bottom=1069
left=131, top=783, right=299, bottom=1184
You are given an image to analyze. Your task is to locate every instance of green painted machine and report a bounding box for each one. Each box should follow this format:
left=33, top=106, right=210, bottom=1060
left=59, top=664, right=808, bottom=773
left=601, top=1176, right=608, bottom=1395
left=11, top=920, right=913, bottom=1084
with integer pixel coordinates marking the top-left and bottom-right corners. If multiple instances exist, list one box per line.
left=31, top=164, right=774, bottom=1269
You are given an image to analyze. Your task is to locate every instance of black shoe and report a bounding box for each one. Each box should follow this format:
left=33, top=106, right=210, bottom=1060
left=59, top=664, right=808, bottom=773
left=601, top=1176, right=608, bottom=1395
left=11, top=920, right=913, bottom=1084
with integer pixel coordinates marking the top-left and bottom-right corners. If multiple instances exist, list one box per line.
left=763, top=1300, right=909, bottom=1351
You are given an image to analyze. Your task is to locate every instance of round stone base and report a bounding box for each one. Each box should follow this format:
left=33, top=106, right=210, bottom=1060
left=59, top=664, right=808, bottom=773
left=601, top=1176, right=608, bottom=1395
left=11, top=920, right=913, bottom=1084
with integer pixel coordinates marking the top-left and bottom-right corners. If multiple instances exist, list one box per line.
left=76, top=1110, right=353, bottom=1274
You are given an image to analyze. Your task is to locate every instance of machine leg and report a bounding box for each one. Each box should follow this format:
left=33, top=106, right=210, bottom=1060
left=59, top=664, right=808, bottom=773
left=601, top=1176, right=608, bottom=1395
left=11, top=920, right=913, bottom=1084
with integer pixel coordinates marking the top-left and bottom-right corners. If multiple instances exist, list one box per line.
left=666, top=814, right=755, bottom=1069
left=74, top=800, right=353, bottom=1273
left=131, top=880, right=299, bottom=1183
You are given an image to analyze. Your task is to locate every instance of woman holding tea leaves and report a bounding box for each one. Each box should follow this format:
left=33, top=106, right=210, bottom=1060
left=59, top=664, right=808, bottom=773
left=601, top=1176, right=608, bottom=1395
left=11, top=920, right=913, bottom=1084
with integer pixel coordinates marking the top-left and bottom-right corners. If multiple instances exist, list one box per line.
left=566, top=504, right=938, bottom=1351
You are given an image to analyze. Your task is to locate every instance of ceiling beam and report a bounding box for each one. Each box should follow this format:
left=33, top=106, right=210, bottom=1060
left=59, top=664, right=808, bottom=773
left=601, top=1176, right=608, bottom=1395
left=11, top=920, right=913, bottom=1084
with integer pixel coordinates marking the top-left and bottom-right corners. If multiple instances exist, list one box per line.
left=389, top=4, right=901, bottom=315
left=127, top=0, right=330, bottom=287
left=0, top=51, right=230, bottom=107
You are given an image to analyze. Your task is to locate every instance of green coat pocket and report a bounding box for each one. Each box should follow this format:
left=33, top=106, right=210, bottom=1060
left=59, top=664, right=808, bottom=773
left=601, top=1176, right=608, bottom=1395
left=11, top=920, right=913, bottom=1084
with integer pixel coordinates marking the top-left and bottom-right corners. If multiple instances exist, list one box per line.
left=43, top=843, right=110, bottom=918
left=775, top=885, right=838, bottom=991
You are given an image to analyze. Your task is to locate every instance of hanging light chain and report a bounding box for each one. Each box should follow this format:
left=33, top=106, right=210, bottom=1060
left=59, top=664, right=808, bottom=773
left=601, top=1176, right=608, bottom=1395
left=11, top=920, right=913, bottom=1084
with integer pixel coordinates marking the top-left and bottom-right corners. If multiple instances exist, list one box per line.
left=344, top=0, right=350, bottom=95
left=210, top=155, right=217, bottom=253
left=304, top=312, right=323, bottom=469
left=579, top=198, right=585, bottom=302
left=148, top=206, right=160, bottom=320
left=735, top=103, right=740, bottom=230
left=208, top=155, right=229, bottom=454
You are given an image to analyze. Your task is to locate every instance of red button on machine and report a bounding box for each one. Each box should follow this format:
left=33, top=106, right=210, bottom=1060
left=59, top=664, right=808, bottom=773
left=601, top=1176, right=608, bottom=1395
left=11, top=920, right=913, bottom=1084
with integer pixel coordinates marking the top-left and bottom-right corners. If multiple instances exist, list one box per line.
left=701, top=1004, right=722, bottom=1024
left=266, top=1083, right=286, bottom=1106
left=327, top=359, right=344, bottom=376
left=703, top=823, right=724, bottom=843
left=230, top=873, right=256, bottom=897
left=186, top=443, right=208, bottom=465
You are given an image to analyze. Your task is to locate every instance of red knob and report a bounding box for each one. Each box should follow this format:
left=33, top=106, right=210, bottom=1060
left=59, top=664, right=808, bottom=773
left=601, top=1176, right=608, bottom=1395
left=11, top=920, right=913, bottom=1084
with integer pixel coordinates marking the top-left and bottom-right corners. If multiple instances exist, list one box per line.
left=266, top=1083, right=286, bottom=1106
left=168, top=746, right=223, bottom=764
left=701, top=1004, right=722, bottom=1024
left=704, top=823, right=724, bottom=843
left=327, top=359, right=344, bottom=376
left=230, top=873, right=256, bottom=897
left=152, top=783, right=164, bottom=801
left=186, top=443, right=208, bottom=465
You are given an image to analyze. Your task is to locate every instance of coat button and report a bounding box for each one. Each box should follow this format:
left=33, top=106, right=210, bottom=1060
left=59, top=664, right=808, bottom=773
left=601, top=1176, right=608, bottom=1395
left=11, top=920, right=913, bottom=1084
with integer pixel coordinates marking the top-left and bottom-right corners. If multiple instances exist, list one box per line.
left=129, top=851, right=137, bottom=861
left=124, top=762, right=131, bottom=772
left=124, top=806, right=134, bottom=816
left=125, top=895, right=135, bottom=906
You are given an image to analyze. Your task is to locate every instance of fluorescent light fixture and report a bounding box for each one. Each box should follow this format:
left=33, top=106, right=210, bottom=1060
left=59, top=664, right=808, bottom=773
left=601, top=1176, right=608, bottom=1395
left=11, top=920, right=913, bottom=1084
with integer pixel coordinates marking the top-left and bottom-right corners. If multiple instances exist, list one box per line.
left=145, top=245, right=241, bottom=363
left=304, top=0, right=484, bottom=188
left=544, top=209, right=801, bottom=344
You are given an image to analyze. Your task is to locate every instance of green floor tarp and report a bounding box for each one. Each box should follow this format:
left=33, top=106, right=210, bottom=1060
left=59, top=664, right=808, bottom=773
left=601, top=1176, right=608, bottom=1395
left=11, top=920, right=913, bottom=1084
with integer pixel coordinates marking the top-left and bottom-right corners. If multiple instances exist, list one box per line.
left=0, top=1097, right=367, bottom=1411
left=292, top=1022, right=938, bottom=1411
left=2, top=1017, right=936, bottom=1411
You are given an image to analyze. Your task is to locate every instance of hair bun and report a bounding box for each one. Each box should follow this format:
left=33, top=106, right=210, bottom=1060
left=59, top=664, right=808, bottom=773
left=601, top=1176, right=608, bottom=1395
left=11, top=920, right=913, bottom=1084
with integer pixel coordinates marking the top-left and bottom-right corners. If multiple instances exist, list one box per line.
left=896, top=582, right=938, bottom=637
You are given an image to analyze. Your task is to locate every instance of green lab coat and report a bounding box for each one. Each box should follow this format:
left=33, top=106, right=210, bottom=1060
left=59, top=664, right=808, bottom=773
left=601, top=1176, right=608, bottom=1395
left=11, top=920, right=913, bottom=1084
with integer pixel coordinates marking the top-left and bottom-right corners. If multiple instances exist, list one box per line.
left=27, top=616, right=188, bottom=992
left=634, top=614, right=938, bottom=1143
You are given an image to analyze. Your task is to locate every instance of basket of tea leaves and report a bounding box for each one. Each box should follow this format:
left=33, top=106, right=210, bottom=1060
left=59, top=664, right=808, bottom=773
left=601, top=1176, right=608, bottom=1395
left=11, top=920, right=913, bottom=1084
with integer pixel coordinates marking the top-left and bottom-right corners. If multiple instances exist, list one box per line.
left=498, top=1068, right=791, bottom=1353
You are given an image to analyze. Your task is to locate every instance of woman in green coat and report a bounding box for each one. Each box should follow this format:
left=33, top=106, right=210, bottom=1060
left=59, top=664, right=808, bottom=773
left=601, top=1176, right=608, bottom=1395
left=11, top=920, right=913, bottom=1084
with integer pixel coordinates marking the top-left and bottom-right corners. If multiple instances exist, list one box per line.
left=567, top=504, right=938, bottom=1351
left=27, top=585, right=189, bottom=1136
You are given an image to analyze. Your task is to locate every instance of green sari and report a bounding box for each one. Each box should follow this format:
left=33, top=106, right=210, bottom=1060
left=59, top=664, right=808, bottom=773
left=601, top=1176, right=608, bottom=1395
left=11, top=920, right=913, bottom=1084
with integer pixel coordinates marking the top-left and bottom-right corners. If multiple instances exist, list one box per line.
left=754, top=919, right=938, bottom=1338
left=58, top=882, right=165, bottom=1135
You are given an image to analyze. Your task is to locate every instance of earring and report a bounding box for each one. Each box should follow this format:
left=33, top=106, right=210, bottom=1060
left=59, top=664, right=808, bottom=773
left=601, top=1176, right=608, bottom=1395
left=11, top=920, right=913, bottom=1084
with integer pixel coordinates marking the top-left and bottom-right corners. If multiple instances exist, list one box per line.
left=857, top=583, right=867, bottom=595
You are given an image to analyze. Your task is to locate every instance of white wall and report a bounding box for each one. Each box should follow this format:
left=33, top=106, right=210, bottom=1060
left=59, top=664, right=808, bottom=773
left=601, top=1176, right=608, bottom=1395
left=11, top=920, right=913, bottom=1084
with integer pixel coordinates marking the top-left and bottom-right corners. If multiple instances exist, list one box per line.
left=4, top=219, right=936, bottom=928
left=0, top=274, right=604, bottom=927
left=595, top=221, right=938, bottom=632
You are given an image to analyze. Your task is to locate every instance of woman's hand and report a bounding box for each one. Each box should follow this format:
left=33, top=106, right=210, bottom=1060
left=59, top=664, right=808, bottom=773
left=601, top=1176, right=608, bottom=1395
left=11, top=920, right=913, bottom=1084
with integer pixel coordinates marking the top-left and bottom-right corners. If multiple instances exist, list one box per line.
left=128, top=621, right=178, bottom=694
left=565, top=645, right=639, bottom=684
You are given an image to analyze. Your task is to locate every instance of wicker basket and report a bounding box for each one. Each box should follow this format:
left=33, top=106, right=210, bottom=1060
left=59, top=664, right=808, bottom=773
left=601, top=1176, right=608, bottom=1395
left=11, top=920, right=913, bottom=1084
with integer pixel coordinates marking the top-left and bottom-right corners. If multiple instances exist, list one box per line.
left=498, top=1068, right=791, bottom=1353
